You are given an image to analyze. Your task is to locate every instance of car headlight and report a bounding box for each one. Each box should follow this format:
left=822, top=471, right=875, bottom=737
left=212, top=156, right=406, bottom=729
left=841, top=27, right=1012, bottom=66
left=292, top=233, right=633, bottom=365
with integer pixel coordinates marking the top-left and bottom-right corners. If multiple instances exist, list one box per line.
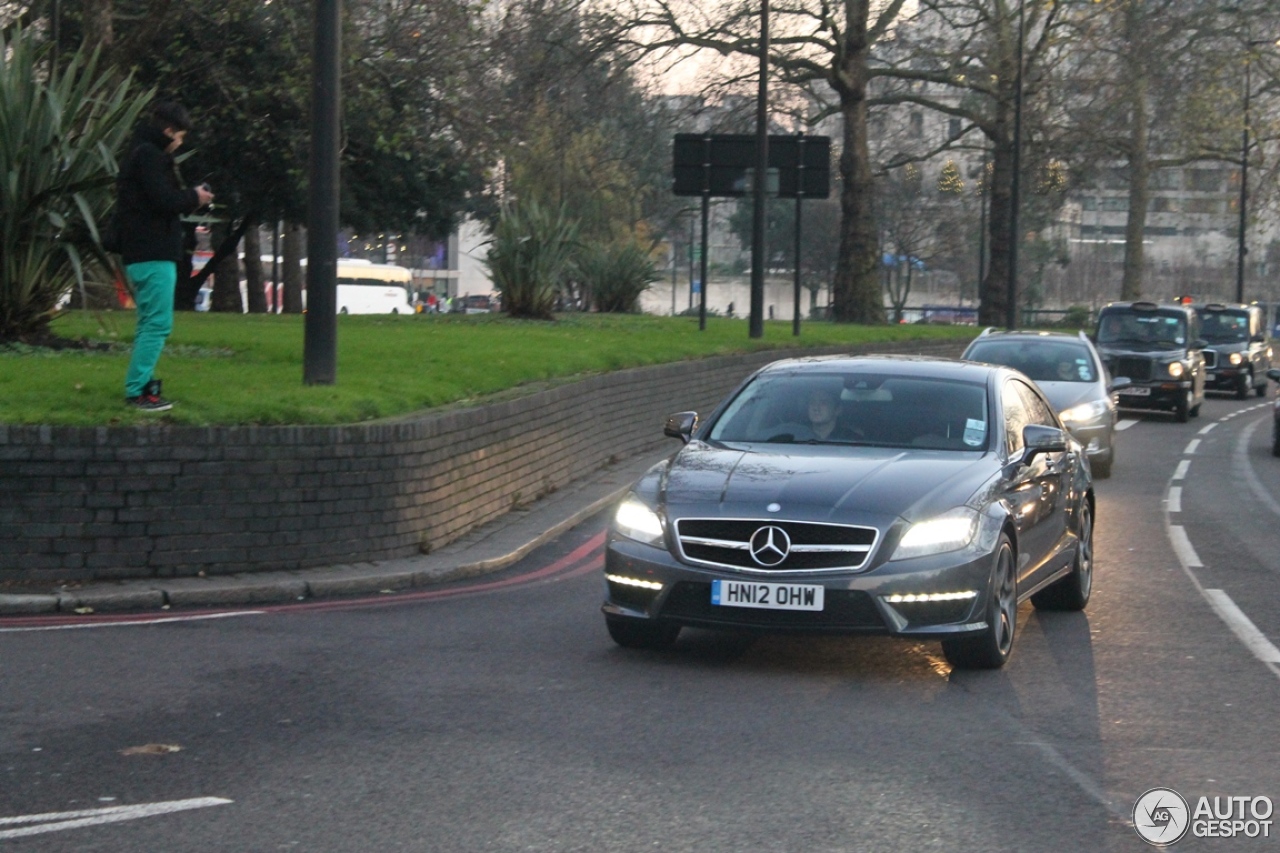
left=891, top=507, right=980, bottom=561
left=1167, top=361, right=1185, bottom=379
left=614, top=497, right=665, bottom=546
left=1059, top=399, right=1109, bottom=426
left=1229, top=352, right=1244, bottom=366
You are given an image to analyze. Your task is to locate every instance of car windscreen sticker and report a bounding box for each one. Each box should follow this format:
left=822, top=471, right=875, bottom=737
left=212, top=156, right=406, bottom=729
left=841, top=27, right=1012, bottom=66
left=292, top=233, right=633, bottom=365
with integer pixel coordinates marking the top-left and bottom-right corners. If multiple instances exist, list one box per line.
left=963, top=418, right=986, bottom=447
left=1075, top=358, right=1089, bottom=380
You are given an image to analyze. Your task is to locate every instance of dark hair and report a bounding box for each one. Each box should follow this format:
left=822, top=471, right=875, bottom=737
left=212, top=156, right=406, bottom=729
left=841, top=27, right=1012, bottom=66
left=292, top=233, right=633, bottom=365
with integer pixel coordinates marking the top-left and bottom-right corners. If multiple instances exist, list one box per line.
left=152, top=101, right=192, bottom=132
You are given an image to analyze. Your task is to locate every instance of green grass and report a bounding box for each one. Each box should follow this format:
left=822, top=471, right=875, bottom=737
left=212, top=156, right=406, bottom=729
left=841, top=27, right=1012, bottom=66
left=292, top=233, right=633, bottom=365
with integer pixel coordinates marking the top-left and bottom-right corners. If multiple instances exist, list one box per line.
left=0, top=311, right=978, bottom=426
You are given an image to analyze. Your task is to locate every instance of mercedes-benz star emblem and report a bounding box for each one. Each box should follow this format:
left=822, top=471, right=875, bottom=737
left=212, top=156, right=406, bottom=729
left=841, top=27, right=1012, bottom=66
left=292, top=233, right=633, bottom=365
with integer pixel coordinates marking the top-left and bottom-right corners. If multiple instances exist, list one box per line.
left=749, top=526, right=791, bottom=567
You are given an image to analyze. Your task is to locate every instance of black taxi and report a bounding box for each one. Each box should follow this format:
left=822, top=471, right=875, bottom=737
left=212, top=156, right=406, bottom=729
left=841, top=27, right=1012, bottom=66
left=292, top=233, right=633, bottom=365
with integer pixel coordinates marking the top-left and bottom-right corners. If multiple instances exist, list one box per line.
left=1195, top=302, right=1272, bottom=399
left=1093, top=301, right=1206, bottom=422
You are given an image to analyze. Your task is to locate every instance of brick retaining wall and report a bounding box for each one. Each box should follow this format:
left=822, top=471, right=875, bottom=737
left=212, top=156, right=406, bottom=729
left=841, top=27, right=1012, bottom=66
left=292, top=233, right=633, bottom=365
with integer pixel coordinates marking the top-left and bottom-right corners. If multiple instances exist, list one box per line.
left=0, top=340, right=967, bottom=582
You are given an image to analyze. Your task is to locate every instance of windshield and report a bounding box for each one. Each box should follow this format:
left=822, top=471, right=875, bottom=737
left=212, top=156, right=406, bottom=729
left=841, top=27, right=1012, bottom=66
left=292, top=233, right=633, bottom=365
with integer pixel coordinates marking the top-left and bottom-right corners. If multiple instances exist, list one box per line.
left=1197, top=310, right=1249, bottom=344
left=1096, top=310, right=1188, bottom=350
left=707, top=372, right=989, bottom=451
left=966, top=340, right=1097, bottom=383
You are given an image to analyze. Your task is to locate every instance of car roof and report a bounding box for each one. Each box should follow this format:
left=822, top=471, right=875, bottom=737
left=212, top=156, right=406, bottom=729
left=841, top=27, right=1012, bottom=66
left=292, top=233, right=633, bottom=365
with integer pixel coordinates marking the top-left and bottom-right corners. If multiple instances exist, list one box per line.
left=1098, top=300, right=1195, bottom=317
left=967, top=329, right=1091, bottom=344
left=756, top=353, right=1004, bottom=383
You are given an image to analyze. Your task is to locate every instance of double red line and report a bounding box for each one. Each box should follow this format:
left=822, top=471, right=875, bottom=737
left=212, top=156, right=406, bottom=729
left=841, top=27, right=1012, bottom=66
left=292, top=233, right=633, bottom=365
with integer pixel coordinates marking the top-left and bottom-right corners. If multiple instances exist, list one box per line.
left=0, top=531, right=607, bottom=629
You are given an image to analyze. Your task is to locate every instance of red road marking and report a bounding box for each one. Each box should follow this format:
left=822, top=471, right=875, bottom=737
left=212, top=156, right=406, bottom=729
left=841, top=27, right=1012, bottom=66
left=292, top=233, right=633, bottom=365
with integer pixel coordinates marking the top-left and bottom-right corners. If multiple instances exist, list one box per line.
left=0, top=531, right=607, bottom=628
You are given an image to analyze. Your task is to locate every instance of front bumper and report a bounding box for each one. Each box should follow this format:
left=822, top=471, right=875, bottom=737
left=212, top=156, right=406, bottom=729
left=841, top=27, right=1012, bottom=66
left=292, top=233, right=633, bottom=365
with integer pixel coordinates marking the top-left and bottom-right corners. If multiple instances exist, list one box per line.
left=1114, top=381, right=1192, bottom=412
left=602, top=533, right=997, bottom=639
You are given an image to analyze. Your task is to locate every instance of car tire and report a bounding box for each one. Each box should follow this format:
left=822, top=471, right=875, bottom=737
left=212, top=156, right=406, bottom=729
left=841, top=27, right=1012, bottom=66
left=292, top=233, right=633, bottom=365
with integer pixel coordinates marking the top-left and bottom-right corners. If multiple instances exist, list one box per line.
left=1257, top=379, right=1268, bottom=398
left=1237, top=373, right=1251, bottom=400
left=1091, top=452, right=1112, bottom=479
left=1175, top=391, right=1191, bottom=423
left=942, top=536, right=1016, bottom=670
left=1031, top=502, right=1093, bottom=612
left=1273, top=422, right=1280, bottom=458
left=605, top=615, right=680, bottom=650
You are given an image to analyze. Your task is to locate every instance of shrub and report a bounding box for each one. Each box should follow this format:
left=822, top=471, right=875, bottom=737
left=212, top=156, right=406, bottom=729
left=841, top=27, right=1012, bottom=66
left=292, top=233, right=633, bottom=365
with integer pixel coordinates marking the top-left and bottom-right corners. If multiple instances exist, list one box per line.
left=484, top=200, right=579, bottom=320
left=575, top=240, right=659, bottom=313
left=0, top=27, right=148, bottom=342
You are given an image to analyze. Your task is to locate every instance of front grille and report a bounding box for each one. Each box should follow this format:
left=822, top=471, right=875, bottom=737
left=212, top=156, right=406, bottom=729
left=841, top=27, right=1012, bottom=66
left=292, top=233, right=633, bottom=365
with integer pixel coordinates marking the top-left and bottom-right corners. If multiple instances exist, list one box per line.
left=1202, top=350, right=1218, bottom=369
left=1108, top=356, right=1152, bottom=382
left=660, top=582, right=885, bottom=630
left=674, top=518, right=878, bottom=573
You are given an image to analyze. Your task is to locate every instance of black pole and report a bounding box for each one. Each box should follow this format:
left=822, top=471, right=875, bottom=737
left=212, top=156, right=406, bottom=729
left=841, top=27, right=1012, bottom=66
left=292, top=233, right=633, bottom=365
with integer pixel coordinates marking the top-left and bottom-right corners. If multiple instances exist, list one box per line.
left=749, top=0, right=769, bottom=339
left=303, top=0, right=341, bottom=384
left=687, top=215, right=694, bottom=311
left=1007, top=0, right=1024, bottom=330
left=700, top=194, right=710, bottom=330
left=793, top=134, right=804, bottom=336
left=1237, top=59, right=1250, bottom=305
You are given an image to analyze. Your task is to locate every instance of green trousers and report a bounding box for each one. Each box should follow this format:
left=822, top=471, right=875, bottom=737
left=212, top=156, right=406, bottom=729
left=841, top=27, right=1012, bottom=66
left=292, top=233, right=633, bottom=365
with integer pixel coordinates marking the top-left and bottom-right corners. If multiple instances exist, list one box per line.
left=124, top=261, right=176, bottom=397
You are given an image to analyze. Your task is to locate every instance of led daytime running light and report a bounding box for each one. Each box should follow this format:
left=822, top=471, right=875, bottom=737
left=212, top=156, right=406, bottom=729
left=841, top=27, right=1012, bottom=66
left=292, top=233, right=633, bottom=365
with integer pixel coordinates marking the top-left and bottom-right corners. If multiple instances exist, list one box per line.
left=606, top=574, right=664, bottom=591
left=884, top=591, right=978, bottom=603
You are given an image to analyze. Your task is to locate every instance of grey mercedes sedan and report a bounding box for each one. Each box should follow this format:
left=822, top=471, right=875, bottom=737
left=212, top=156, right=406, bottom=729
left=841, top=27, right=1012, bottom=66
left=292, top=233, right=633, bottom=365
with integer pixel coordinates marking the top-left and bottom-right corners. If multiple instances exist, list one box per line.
left=601, top=355, right=1095, bottom=670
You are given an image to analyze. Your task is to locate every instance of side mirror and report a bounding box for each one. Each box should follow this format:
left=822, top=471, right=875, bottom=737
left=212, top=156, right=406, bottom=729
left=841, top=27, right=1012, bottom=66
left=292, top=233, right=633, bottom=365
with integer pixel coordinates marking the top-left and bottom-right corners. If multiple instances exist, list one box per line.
left=1020, top=424, right=1068, bottom=465
left=664, top=411, right=698, bottom=444
left=1252, top=333, right=1267, bottom=344
left=1267, top=368, right=1280, bottom=384
left=1108, top=376, right=1132, bottom=393
left=1191, top=339, right=1208, bottom=350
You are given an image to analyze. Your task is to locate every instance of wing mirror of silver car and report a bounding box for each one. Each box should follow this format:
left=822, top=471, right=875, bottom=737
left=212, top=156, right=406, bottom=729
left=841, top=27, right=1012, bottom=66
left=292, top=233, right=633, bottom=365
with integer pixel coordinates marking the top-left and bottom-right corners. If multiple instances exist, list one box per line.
left=1020, top=424, right=1068, bottom=466
left=1108, top=376, right=1132, bottom=393
left=664, top=411, right=699, bottom=444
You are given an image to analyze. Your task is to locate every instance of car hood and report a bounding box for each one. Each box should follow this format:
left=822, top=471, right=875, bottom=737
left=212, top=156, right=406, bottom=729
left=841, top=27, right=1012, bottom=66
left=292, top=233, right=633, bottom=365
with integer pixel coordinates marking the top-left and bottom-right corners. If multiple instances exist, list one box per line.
left=1033, top=381, right=1102, bottom=413
left=660, top=442, right=993, bottom=526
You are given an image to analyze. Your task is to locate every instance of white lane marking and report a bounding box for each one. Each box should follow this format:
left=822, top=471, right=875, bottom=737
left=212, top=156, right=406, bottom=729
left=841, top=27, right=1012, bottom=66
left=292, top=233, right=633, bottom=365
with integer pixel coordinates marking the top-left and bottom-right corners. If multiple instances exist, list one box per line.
left=1168, top=525, right=1203, bottom=568
left=1198, top=423, right=1218, bottom=435
left=0, top=611, right=264, bottom=634
left=1234, top=419, right=1280, bottom=518
left=1184, top=438, right=1201, bottom=454
left=1172, top=460, right=1190, bottom=481
left=1166, top=486, right=1182, bottom=513
left=0, top=797, right=232, bottom=840
left=1204, top=590, right=1280, bottom=664
left=1114, top=419, right=1140, bottom=432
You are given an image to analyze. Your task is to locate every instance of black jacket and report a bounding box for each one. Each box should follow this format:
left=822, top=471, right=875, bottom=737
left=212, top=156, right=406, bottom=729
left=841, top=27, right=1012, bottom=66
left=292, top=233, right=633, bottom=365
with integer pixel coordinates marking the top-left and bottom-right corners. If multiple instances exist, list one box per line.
left=116, top=123, right=200, bottom=265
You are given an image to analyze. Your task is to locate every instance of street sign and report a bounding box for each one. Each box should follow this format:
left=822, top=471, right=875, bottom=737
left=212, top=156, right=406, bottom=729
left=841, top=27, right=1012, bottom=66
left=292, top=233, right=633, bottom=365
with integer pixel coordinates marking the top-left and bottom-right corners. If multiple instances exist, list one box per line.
left=672, top=134, right=830, bottom=198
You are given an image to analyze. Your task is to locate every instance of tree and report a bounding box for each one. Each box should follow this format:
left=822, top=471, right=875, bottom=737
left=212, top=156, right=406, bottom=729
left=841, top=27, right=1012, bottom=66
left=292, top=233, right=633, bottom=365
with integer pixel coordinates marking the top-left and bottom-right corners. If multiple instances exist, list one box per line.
left=610, top=0, right=912, bottom=323
left=0, top=26, right=147, bottom=342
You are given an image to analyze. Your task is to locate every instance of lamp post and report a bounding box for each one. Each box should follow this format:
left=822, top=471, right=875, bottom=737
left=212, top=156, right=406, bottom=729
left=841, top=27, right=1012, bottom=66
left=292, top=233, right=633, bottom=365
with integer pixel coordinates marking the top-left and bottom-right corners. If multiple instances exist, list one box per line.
left=1006, top=0, right=1025, bottom=330
left=1236, top=37, right=1279, bottom=305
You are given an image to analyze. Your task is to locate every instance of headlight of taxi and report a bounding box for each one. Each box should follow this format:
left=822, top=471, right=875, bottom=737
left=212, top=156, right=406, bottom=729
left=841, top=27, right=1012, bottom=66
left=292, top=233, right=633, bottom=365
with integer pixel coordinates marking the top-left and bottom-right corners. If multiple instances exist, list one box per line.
left=1228, top=352, right=1244, bottom=366
left=891, top=507, right=980, bottom=561
left=1166, top=361, right=1185, bottom=379
left=1059, top=399, right=1109, bottom=427
left=614, top=496, right=665, bottom=546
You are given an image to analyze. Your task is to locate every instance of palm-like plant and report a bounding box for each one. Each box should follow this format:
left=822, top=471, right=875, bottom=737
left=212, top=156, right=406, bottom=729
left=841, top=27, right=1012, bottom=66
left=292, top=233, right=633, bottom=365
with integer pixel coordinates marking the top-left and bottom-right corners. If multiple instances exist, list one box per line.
left=0, top=27, right=148, bottom=342
left=484, top=200, right=579, bottom=320
left=575, top=240, right=659, bottom=313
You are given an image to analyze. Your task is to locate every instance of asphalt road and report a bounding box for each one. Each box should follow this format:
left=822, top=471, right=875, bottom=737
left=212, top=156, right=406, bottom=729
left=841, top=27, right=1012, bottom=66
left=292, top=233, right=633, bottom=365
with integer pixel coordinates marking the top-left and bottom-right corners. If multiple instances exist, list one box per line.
left=3, top=393, right=1280, bottom=852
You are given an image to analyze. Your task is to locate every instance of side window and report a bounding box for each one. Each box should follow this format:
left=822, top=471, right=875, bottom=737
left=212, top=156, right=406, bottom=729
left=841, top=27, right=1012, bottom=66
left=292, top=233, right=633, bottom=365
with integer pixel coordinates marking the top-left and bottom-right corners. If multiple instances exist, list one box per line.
left=1002, top=381, right=1030, bottom=456
left=1015, top=381, right=1056, bottom=427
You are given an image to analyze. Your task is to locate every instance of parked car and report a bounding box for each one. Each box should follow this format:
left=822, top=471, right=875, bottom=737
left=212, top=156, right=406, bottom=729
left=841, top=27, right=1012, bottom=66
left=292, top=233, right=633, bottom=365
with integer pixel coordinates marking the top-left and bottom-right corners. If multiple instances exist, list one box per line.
left=962, top=329, right=1127, bottom=478
left=601, top=355, right=1095, bottom=670
left=1194, top=302, right=1272, bottom=399
left=1093, top=300, right=1206, bottom=422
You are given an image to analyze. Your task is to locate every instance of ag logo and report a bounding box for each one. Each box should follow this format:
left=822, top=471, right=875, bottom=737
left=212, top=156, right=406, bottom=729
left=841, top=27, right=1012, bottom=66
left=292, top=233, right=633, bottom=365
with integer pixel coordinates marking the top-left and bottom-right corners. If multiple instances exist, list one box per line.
left=748, top=526, right=791, bottom=566
left=1134, top=787, right=1190, bottom=846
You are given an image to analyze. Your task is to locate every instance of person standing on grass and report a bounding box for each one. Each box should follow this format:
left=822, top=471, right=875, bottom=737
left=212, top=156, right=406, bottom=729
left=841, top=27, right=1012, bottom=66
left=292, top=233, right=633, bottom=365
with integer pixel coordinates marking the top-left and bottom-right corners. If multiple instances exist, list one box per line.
left=116, top=101, right=214, bottom=412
